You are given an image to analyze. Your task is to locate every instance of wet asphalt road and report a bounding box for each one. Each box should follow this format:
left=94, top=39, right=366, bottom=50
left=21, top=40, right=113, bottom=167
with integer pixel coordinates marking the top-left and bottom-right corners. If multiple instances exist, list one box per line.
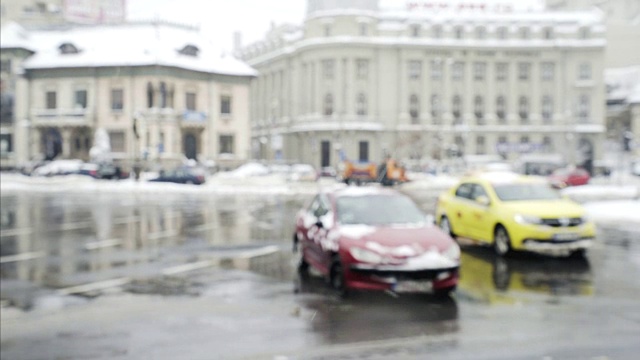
left=1, top=181, right=640, bottom=359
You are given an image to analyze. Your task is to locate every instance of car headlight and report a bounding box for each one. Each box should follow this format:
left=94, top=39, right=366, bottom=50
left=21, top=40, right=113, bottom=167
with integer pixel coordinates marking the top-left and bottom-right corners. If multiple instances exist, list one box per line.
left=514, top=214, right=543, bottom=225
left=349, top=247, right=383, bottom=264
left=441, top=243, right=460, bottom=261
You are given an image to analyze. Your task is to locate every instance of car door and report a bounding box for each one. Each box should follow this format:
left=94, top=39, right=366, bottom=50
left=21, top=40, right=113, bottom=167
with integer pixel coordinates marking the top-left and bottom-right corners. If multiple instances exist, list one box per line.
left=466, top=184, right=493, bottom=243
left=447, top=183, right=474, bottom=238
left=299, top=195, right=332, bottom=275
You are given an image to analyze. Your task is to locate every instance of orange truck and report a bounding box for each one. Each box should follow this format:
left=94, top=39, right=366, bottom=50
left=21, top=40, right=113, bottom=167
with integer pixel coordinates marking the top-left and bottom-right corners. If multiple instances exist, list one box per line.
left=341, top=158, right=408, bottom=186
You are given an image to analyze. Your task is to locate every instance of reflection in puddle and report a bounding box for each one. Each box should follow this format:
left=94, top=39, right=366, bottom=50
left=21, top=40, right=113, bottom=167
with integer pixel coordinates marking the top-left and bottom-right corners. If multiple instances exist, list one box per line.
left=458, top=247, right=593, bottom=303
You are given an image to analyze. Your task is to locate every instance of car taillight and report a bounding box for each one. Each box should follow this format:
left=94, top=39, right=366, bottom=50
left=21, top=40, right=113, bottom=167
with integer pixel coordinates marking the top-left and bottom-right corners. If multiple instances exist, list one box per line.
left=197, top=175, right=205, bottom=183
left=90, top=170, right=97, bottom=177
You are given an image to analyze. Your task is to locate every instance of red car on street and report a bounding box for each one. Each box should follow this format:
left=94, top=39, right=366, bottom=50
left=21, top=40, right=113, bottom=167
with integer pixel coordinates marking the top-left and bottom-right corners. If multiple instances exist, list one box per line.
left=293, top=186, right=460, bottom=297
left=548, top=166, right=590, bottom=188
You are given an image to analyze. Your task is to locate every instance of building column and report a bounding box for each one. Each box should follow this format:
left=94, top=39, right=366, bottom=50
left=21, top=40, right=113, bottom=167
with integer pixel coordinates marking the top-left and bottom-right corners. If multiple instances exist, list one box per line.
left=61, top=127, right=72, bottom=158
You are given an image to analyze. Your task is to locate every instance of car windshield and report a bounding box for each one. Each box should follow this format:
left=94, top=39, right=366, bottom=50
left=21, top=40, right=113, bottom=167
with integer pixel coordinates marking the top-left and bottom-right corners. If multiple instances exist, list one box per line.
left=336, top=195, right=425, bottom=226
left=493, top=183, right=562, bottom=201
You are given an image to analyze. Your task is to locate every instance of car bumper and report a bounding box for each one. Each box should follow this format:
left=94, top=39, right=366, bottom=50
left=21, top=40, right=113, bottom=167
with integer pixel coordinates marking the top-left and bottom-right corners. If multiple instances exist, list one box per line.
left=521, top=238, right=594, bottom=256
left=347, top=265, right=459, bottom=293
left=511, top=222, right=596, bottom=251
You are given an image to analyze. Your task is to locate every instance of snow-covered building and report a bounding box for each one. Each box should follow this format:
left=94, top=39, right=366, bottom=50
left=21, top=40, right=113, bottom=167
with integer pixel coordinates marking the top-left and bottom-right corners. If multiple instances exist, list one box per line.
left=0, top=20, right=257, bottom=170
left=605, top=66, right=640, bottom=155
left=239, top=0, right=607, bottom=172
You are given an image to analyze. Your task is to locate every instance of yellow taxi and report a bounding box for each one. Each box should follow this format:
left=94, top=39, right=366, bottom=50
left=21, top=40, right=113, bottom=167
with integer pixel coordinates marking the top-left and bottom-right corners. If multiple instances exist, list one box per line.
left=435, top=172, right=596, bottom=257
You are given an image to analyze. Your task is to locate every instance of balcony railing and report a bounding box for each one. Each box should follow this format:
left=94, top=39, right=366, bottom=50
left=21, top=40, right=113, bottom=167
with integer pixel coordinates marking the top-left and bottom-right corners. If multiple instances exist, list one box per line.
left=32, top=108, right=95, bottom=126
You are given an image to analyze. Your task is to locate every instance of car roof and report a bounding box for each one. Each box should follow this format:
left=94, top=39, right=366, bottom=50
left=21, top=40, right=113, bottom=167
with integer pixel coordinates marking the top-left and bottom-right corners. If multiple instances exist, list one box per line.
left=330, top=185, right=404, bottom=198
left=460, top=171, right=548, bottom=186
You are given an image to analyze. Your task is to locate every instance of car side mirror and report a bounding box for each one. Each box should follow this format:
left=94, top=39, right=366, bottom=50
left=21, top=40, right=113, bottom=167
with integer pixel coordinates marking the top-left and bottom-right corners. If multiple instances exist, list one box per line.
left=476, top=195, right=490, bottom=206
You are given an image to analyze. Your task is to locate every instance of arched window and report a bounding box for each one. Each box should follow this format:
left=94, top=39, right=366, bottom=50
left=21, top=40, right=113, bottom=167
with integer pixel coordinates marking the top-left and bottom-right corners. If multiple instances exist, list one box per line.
left=409, top=94, right=419, bottom=124
left=496, top=96, right=506, bottom=123
left=323, top=93, right=334, bottom=116
left=474, top=95, right=484, bottom=124
left=147, top=82, right=154, bottom=108
left=542, top=96, right=553, bottom=123
left=452, top=95, right=462, bottom=124
left=357, top=93, right=367, bottom=116
left=519, top=96, right=529, bottom=123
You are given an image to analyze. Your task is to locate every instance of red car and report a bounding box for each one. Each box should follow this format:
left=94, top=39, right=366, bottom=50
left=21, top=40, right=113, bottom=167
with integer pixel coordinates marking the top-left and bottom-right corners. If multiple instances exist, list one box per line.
left=548, top=166, right=590, bottom=188
left=293, top=186, right=460, bottom=297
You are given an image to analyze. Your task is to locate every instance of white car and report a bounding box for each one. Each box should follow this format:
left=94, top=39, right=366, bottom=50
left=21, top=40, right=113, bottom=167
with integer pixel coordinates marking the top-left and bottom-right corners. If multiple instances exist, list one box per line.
left=288, top=164, right=318, bottom=182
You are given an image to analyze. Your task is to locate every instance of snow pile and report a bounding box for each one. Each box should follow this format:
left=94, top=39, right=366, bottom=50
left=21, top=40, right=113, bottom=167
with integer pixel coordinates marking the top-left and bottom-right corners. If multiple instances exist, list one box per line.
left=583, top=200, right=640, bottom=224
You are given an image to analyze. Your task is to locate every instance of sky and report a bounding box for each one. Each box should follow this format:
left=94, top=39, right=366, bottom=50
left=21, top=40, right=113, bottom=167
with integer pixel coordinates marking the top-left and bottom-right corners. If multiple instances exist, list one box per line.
left=126, top=0, right=307, bottom=53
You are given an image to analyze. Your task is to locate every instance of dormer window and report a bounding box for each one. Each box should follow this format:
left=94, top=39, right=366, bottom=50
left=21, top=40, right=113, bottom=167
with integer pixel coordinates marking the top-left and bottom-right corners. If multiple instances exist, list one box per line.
left=59, top=42, right=79, bottom=54
left=178, top=44, right=200, bottom=57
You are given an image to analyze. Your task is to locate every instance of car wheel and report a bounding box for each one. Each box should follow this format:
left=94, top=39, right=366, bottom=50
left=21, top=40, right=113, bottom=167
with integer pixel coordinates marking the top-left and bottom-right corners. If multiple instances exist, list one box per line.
left=330, top=257, right=348, bottom=298
left=493, top=226, right=512, bottom=257
left=439, top=216, right=455, bottom=237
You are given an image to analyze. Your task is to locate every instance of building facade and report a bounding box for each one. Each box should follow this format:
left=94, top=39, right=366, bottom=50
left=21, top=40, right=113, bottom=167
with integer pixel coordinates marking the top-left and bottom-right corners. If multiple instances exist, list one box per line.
left=239, top=0, right=607, bottom=172
left=1, top=21, right=256, bottom=170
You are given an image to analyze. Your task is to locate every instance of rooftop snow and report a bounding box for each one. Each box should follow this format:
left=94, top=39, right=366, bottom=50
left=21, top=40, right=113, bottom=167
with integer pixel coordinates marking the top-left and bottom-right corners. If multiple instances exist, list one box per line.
left=0, top=22, right=257, bottom=77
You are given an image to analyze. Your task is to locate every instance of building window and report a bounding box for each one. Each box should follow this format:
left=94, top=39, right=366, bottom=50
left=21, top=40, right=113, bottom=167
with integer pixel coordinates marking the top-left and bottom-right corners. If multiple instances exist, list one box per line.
left=324, top=93, right=334, bottom=116
left=496, top=63, right=508, bottom=81
left=476, top=27, right=486, bottom=39
left=46, top=91, right=57, bottom=109
left=519, top=96, right=529, bottom=123
left=74, top=90, right=87, bottom=109
left=322, top=59, right=335, bottom=79
left=409, top=94, right=419, bottom=124
left=578, top=94, right=590, bottom=123
left=452, top=61, right=464, bottom=81
left=579, top=62, right=591, bottom=80
left=0, top=59, right=11, bottom=73
left=541, top=62, right=554, bottom=81
left=580, top=27, right=590, bottom=39
left=357, top=93, right=367, bottom=116
left=474, top=62, right=486, bottom=81
left=518, top=63, right=530, bottom=81
left=433, top=25, right=442, bottom=39
left=109, top=131, right=125, bottom=152
left=430, top=94, right=440, bottom=119
left=542, top=136, right=553, bottom=152
left=359, top=23, right=368, bottom=36
left=408, top=60, right=421, bottom=80
left=410, top=24, right=420, bottom=37
left=454, top=26, right=463, bottom=39
left=452, top=95, right=462, bottom=124
left=111, top=89, right=123, bottom=111
left=356, top=59, right=369, bottom=79
left=0, top=134, right=13, bottom=155
left=219, top=135, right=234, bottom=154
left=146, top=82, right=154, bottom=108
left=477, top=136, right=486, bottom=154
left=474, top=96, right=484, bottom=125
left=542, top=96, right=553, bottom=123
left=496, top=96, right=506, bottom=123
left=543, top=27, right=554, bottom=39
left=520, top=27, right=530, bottom=39
left=431, top=60, right=442, bottom=80
left=497, top=26, right=507, bottom=40
left=186, top=92, right=196, bottom=111
left=221, top=95, right=231, bottom=114
left=324, top=24, right=331, bottom=37
left=359, top=141, right=369, bottom=162
left=520, top=136, right=530, bottom=152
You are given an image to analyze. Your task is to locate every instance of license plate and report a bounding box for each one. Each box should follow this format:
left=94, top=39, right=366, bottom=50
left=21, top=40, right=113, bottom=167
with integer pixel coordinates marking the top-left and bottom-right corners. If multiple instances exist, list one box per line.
left=553, top=233, right=579, bottom=241
left=393, top=280, right=433, bottom=293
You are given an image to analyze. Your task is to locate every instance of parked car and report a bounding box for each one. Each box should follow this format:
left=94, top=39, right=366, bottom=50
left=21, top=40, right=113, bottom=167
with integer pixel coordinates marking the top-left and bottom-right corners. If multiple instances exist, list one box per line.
left=31, top=159, right=84, bottom=177
left=77, top=163, right=129, bottom=179
left=548, top=166, right=590, bottom=188
left=288, top=164, right=318, bottom=182
left=148, top=168, right=205, bottom=185
left=319, top=166, right=337, bottom=178
left=293, top=186, right=460, bottom=297
left=435, top=172, right=596, bottom=257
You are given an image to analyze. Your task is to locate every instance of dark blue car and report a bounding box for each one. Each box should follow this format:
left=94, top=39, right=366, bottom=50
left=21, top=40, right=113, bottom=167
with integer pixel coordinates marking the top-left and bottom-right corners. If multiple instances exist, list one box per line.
left=149, top=168, right=206, bottom=185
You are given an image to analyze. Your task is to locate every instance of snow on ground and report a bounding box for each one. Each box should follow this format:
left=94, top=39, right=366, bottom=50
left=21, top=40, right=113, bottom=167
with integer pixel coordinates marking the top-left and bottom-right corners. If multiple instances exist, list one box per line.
left=2, top=171, right=639, bottom=224
left=583, top=200, right=640, bottom=225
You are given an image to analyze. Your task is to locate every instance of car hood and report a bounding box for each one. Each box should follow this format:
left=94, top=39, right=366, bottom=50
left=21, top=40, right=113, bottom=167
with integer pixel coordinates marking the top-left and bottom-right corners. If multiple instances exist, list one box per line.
left=501, top=199, right=586, bottom=218
left=336, top=224, right=459, bottom=268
